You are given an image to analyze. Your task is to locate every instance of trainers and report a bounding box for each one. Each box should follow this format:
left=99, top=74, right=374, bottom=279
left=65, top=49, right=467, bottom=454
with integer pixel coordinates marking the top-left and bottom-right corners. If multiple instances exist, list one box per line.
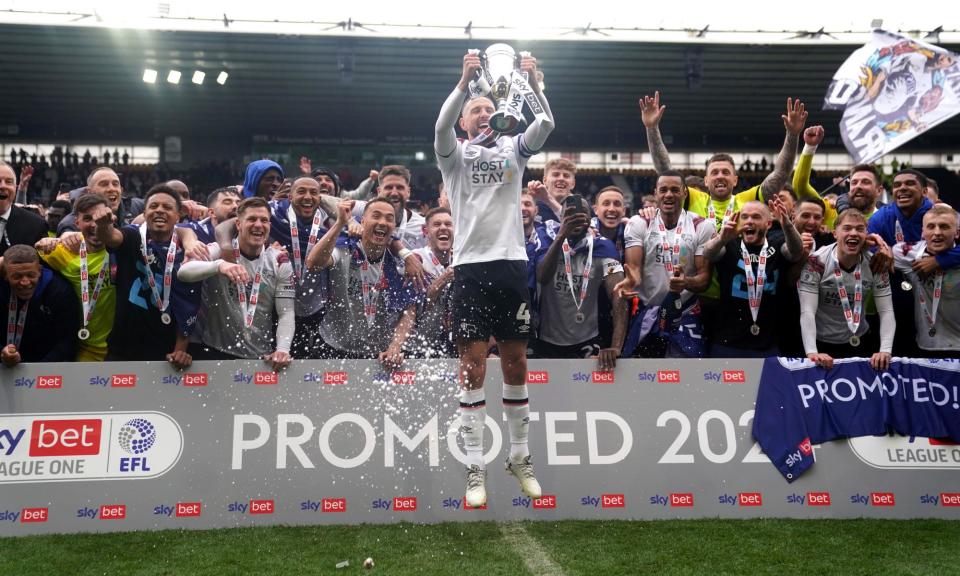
left=505, top=456, right=542, bottom=499
left=464, top=465, right=487, bottom=508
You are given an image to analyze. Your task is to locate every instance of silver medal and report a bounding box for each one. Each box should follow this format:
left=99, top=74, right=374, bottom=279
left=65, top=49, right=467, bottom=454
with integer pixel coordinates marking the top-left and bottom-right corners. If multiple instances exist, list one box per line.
left=78, top=328, right=90, bottom=341
left=674, top=298, right=682, bottom=310
left=929, top=327, right=937, bottom=337
left=161, top=312, right=172, bottom=325
left=146, top=252, right=156, bottom=265
left=750, top=323, right=760, bottom=336
left=849, top=335, right=861, bottom=347
left=901, top=280, right=913, bottom=292
left=575, top=312, right=585, bottom=324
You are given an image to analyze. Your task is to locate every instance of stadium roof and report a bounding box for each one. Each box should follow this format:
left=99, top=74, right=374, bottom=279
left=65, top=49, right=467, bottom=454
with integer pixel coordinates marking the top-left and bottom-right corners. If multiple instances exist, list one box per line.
left=1, top=18, right=959, bottom=152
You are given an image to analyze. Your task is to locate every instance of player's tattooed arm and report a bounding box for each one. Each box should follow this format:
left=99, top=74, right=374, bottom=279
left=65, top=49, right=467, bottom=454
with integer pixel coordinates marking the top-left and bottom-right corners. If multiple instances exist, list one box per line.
left=761, top=98, right=807, bottom=202
left=640, top=92, right=671, bottom=174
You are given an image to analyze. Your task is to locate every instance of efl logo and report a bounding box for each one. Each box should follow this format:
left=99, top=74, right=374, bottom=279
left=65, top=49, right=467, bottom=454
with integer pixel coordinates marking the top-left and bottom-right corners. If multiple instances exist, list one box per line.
left=254, top=372, right=278, bottom=385
left=29, top=419, right=101, bottom=457
left=322, top=498, right=347, bottom=512
left=111, top=374, right=137, bottom=388
left=99, top=504, right=126, bottom=520
left=175, top=502, right=202, bottom=517
left=807, top=492, right=832, bottom=506
left=657, top=370, right=680, bottom=383
left=871, top=492, right=895, bottom=507
left=37, top=376, right=62, bottom=389
left=393, top=497, right=417, bottom=512
left=533, top=495, right=557, bottom=509
left=601, top=494, right=625, bottom=508
left=722, top=370, right=746, bottom=383
left=798, top=438, right=813, bottom=456
left=592, top=371, right=615, bottom=384
left=249, top=500, right=274, bottom=515
left=20, top=507, right=48, bottom=523
left=738, top=493, right=762, bottom=507
left=670, top=493, right=694, bottom=507
left=323, top=372, right=348, bottom=385
left=941, top=493, right=960, bottom=507
left=391, top=372, right=416, bottom=385
left=526, top=371, right=549, bottom=384
left=182, top=373, right=208, bottom=387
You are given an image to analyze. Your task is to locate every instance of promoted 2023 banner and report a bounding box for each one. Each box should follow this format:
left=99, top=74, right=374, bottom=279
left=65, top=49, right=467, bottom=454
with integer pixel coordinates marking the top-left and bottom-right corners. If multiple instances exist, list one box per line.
left=0, top=359, right=958, bottom=535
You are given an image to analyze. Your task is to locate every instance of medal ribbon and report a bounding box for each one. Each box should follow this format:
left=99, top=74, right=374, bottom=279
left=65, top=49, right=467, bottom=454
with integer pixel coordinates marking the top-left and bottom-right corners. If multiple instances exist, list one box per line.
left=656, top=210, right=685, bottom=275
left=359, top=249, right=386, bottom=327
left=232, top=239, right=266, bottom=329
left=561, top=235, right=594, bottom=316
left=707, top=199, right=734, bottom=230
left=139, top=224, right=178, bottom=314
left=740, top=239, right=768, bottom=326
left=832, top=253, right=863, bottom=336
left=287, top=203, right=323, bottom=283
left=79, top=240, right=108, bottom=328
left=916, top=271, right=943, bottom=332
left=6, top=292, right=28, bottom=348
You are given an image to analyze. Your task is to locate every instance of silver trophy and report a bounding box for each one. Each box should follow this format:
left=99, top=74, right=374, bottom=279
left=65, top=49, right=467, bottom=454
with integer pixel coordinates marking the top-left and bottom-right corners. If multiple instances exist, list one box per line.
left=471, top=43, right=529, bottom=135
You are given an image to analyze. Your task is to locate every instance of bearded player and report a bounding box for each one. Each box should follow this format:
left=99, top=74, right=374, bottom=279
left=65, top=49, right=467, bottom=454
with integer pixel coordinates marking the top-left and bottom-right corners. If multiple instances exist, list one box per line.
left=435, top=49, right=554, bottom=508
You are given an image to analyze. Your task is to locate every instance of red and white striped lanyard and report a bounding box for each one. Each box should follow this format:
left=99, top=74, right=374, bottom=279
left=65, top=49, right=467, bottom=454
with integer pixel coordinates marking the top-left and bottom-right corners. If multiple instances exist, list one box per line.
left=656, top=210, right=684, bottom=274
left=79, top=240, right=108, bottom=328
left=232, top=239, right=266, bottom=329
left=707, top=199, right=733, bottom=230
left=139, top=224, right=178, bottom=315
left=359, top=250, right=386, bottom=327
left=740, top=239, right=768, bottom=324
left=6, top=292, right=28, bottom=348
left=561, top=235, right=594, bottom=316
left=288, top=203, right=323, bottom=282
left=915, top=248, right=943, bottom=332
left=833, top=253, right=863, bottom=335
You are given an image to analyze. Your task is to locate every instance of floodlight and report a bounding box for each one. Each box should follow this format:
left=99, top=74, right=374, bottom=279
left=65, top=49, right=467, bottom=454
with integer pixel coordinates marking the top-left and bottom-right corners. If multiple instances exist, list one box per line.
left=167, top=70, right=181, bottom=84
left=143, top=68, right=158, bottom=83
left=217, top=71, right=228, bottom=85
left=192, top=71, right=205, bottom=85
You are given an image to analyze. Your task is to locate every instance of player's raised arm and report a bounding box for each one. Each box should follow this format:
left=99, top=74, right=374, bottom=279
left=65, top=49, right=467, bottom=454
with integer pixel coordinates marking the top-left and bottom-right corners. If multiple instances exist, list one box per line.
left=435, top=51, right=480, bottom=158
left=517, top=53, right=555, bottom=155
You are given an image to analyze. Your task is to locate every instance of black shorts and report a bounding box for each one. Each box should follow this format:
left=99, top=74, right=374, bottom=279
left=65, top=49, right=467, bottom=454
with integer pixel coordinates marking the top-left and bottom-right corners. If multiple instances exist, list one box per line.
left=529, top=337, right=601, bottom=359
left=452, top=260, right=532, bottom=342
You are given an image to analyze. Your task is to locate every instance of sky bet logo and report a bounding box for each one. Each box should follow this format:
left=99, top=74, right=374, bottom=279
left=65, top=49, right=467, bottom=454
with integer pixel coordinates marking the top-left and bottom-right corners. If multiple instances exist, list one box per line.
left=88, top=374, right=137, bottom=387
left=442, top=497, right=487, bottom=510
left=787, top=492, right=832, bottom=506
left=300, top=498, right=347, bottom=513
left=372, top=497, right=417, bottom=511
left=154, top=502, right=202, bottom=517
left=719, top=493, right=762, bottom=506
left=0, top=508, right=49, bottom=523
left=526, top=371, right=549, bottom=384
left=703, top=370, right=746, bottom=383
left=850, top=492, right=896, bottom=506
left=571, top=371, right=615, bottom=384
left=77, top=505, right=126, bottom=520
left=29, top=419, right=101, bottom=457
left=921, top=493, right=960, bottom=506
left=512, top=495, right=557, bottom=509
left=162, top=373, right=208, bottom=387
left=224, top=499, right=277, bottom=515
left=233, top=371, right=278, bottom=385
left=650, top=493, right=694, bottom=507
left=13, top=375, right=62, bottom=389
left=582, top=494, right=625, bottom=508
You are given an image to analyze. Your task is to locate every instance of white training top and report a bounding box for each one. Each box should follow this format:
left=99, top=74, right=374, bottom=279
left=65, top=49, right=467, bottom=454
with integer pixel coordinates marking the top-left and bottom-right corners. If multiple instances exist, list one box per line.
left=623, top=211, right=716, bottom=307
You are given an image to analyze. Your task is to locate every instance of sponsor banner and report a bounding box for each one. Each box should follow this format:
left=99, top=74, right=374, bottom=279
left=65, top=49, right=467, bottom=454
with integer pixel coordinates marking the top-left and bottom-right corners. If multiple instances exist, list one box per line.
left=1, top=360, right=957, bottom=535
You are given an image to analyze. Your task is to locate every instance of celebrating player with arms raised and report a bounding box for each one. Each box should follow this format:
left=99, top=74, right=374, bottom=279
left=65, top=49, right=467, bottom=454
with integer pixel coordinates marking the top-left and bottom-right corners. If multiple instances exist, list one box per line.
left=435, top=49, right=554, bottom=508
